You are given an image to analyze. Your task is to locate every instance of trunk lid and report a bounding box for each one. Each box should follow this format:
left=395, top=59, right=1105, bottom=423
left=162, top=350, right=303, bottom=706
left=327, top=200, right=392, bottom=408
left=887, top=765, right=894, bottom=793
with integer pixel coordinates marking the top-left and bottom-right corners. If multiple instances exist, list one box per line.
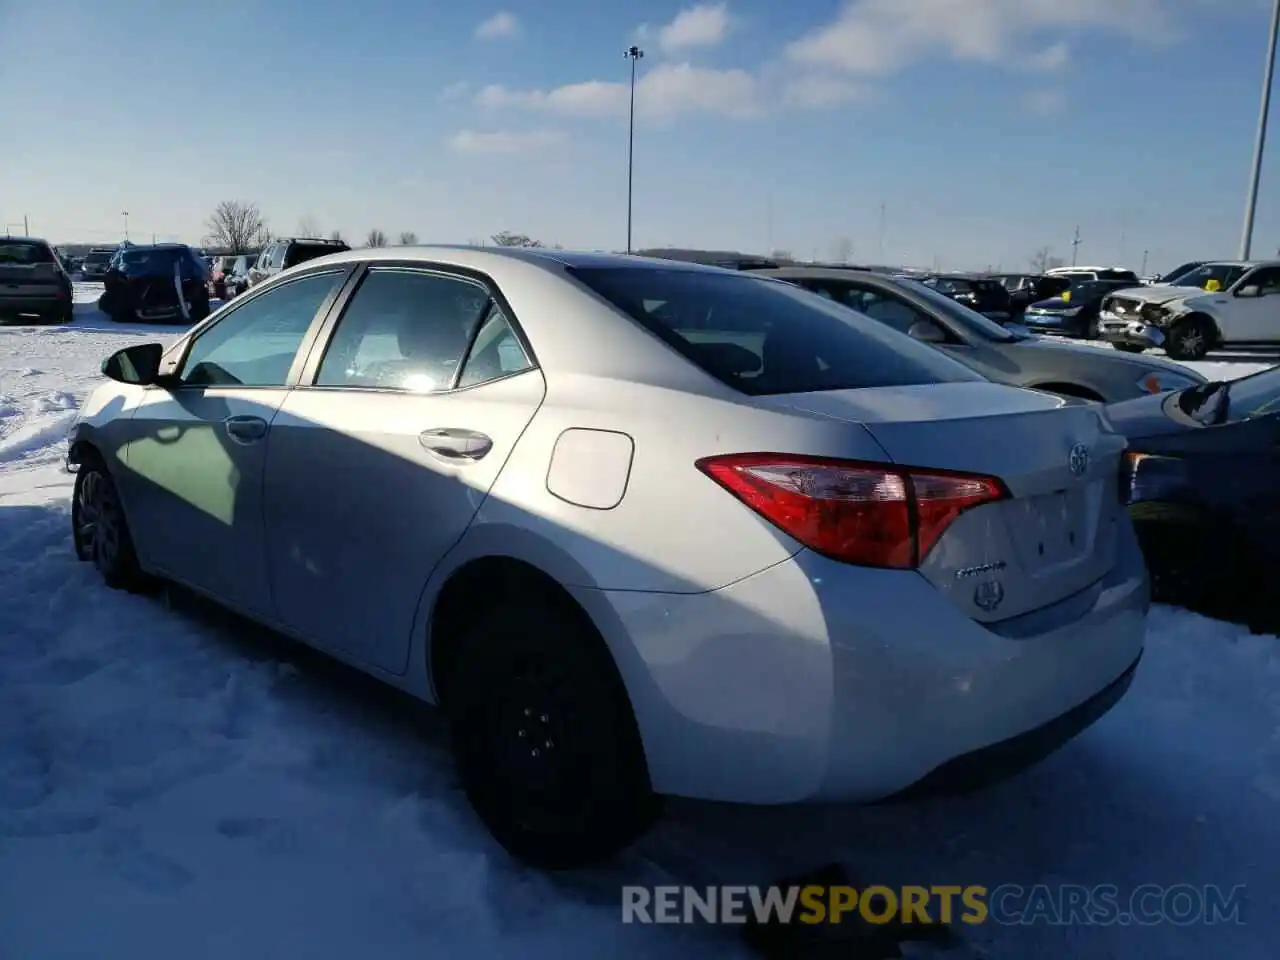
left=761, top=381, right=1126, bottom=623
left=0, top=262, right=62, bottom=295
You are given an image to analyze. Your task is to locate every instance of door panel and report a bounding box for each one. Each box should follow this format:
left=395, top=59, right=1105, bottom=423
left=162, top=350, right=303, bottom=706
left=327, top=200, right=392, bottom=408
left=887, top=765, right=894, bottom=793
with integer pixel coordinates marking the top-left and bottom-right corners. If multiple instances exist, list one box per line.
left=263, top=372, right=545, bottom=672
left=261, top=265, right=545, bottom=673
left=122, top=387, right=288, bottom=616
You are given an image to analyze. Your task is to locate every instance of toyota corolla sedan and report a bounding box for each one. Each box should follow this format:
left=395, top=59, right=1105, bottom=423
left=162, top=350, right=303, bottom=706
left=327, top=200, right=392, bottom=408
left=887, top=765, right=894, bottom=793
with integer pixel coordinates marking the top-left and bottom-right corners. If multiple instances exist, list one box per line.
left=67, top=247, right=1148, bottom=868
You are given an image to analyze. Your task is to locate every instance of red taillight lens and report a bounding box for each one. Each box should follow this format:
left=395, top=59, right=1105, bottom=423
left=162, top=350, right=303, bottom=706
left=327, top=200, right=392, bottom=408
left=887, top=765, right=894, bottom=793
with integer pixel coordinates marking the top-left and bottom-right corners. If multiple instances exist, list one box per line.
left=696, top=453, right=1007, bottom=569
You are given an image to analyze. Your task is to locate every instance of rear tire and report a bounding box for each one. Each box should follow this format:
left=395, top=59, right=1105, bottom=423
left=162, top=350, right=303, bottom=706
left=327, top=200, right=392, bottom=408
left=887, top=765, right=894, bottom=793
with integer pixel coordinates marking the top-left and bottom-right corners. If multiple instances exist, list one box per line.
left=445, top=590, right=658, bottom=868
left=1164, top=315, right=1214, bottom=361
left=72, top=454, right=149, bottom=592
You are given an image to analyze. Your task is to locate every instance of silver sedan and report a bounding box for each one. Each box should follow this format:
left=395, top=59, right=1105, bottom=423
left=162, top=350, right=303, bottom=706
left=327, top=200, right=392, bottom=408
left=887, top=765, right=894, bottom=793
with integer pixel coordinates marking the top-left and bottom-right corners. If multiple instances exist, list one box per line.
left=68, top=248, right=1147, bottom=867
left=753, top=267, right=1206, bottom=402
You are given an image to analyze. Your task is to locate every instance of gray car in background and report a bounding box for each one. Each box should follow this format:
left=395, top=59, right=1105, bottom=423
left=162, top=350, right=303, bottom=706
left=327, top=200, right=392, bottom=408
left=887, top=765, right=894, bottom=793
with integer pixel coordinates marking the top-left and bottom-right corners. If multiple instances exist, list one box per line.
left=753, top=267, right=1206, bottom=402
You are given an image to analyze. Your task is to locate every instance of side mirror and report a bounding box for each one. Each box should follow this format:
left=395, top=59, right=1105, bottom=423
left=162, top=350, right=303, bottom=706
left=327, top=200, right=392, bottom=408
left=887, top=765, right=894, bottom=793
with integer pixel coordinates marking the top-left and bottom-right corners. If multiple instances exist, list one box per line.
left=1236, top=285, right=1260, bottom=298
left=101, top=343, right=166, bottom=385
left=907, top=320, right=946, bottom=343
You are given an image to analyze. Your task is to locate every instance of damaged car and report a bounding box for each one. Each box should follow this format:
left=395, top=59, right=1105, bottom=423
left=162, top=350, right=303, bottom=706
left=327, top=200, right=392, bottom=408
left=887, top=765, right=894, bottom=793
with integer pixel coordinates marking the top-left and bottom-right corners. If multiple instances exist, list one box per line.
left=1097, top=260, right=1279, bottom=360
left=98, top=243, right=212, bottom=325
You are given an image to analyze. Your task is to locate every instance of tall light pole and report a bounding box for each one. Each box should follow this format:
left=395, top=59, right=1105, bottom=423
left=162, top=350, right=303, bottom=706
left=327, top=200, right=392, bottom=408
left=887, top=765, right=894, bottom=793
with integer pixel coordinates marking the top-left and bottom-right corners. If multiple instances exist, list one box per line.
left=121, top=210, right=130, bottom=242
left=624, top=45, right=644, bottom=253
left=1241, top=0, right=1280, bottom=260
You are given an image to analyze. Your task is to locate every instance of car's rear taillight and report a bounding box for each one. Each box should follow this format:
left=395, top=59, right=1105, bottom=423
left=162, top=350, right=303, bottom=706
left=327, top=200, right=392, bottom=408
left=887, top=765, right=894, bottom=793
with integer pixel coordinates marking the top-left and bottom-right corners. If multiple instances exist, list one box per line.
left=696, top=453, right=1008, bottom=569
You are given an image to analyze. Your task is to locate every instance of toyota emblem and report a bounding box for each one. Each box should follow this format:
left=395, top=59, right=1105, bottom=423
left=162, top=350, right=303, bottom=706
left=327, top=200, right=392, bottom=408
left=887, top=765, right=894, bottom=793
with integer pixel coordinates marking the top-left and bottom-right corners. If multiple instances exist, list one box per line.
left=1068, top=443, right=1090, bottom=477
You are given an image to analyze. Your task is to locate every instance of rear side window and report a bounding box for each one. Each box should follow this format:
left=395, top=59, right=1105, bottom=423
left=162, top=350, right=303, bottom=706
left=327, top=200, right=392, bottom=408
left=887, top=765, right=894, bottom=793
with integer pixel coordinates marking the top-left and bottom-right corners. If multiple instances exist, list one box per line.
left=0, top=240, right=55, bottom=264
left=567, top=267, right=983, bottom=397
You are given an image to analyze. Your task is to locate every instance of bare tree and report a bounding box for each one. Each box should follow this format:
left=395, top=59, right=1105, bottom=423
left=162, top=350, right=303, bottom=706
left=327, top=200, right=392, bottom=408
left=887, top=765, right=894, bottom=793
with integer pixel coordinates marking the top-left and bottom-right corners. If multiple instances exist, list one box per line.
left=366, top=228, right=388, bottom=247
left=491, top=231, right=543, bottom=247
left=329, top=229, right=346, bottom=244
left=297, top=215, right=321, bottom=238
left=831, top=237, right=854, bottom=263
left=398, top=231, right=419, bottom=245
left=206, top=201, right=270, bottom=254
left=1029, top=246, right=1066, bottom=273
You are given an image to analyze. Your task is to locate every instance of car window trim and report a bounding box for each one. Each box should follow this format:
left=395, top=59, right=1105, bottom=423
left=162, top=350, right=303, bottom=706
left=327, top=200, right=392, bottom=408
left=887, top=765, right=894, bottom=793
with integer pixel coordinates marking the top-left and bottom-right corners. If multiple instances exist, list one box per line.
left=293, top=259, right=541, bottom=395
left=823, top=277, right=967, bottom=345
left=156, top=265, right=357, bottom=390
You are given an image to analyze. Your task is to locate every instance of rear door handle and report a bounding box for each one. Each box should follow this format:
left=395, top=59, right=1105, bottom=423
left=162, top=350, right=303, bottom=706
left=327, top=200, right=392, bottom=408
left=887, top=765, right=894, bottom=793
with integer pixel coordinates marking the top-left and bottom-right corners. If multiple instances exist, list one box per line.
left=419, top=428, right=492, bottom=461
left=224, top=414, right=268, bottom=444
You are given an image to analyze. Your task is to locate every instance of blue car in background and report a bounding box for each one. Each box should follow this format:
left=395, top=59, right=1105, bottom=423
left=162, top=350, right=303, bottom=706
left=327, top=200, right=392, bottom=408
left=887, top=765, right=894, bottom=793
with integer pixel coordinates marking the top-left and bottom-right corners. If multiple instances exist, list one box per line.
left=98, top=243, right=211, bottom=324
left=1111, top=365, right=1280, bottom=629
left=1022, top=278, right=1145, bottom=340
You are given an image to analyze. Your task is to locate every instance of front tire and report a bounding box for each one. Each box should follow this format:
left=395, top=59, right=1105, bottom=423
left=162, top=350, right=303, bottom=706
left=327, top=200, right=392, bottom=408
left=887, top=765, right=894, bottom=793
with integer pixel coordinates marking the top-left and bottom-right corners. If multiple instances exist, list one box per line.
left=1164, top=315, right=1214, bottom=361
left=72, top=455, right=148, bottom=591
left=445, top=592, right=657, bottom=868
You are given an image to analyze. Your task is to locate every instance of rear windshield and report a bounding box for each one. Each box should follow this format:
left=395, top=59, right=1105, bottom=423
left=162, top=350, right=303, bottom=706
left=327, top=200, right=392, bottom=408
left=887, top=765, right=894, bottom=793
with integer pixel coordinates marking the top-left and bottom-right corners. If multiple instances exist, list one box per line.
left=0, top=240, right=55, bottom=264
left=286, top=242, right=345, bottom=266
left=566, top=266, right=984, bottom=397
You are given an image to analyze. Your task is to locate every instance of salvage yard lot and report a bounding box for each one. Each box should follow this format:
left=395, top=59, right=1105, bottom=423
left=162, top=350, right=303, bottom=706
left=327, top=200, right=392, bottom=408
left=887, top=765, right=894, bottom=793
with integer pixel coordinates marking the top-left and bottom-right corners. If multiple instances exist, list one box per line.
left=0, top=284, right=1277, bottom=959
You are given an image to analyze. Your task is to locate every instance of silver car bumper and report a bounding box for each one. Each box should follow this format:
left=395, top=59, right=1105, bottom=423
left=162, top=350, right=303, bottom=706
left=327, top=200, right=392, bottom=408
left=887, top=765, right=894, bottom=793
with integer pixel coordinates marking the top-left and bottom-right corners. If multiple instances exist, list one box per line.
left=1099, top=311, right=1166, bottom=347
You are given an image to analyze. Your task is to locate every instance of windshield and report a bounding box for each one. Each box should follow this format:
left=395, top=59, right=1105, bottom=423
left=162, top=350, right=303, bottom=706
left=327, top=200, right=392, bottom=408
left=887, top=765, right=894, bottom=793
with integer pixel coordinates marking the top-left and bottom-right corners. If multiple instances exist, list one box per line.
left=1172, top=263, right=1247, bottom=290
left=1159, top=262, right=1202, bottom=284
left=1061, top=280, right=1112, bottom=301
left=892, top=278, right=1019, bottom=341
left=84, top=251, right=112, bottom=265
left=0, top=240, right=55, bottom=265
left=566, top=266, right=985, bottom=397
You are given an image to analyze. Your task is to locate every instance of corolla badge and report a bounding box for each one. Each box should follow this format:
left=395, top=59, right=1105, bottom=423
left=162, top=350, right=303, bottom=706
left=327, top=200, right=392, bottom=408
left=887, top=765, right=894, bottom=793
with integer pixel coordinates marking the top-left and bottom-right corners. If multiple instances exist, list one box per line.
left=973, top=579, right=1005, bottom=612
left=1068, top=442, right=1090, bottom=477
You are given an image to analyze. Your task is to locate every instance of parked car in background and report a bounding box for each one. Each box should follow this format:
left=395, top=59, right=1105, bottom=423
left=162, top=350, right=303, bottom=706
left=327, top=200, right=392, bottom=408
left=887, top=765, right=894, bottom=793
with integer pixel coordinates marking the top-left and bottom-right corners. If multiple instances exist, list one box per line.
left=208, top=256, right=235, bottom=300
left=1098, top=260, right=1280, bottom=360
left=1110, top=366, right=1280, bottom=629
left=991, top=273, right=1073, bottom=318
left=98, top=243, right=211, bottom=324
left=918, top=274, right=1013, bottom=322
left=248, top=237, right=348, bottom=287
left=751, top=266, right=1205, bottom=402
left=0, top=236, right=74, bottom=324
left=1021, top=278, right=1150, bottom=339
left=1151, top=261, right=1208, bottom=286
left=223, top=253, right=258, bottom=298
left=67, top=246, right=1147, bottom=868
left=1047, top=265, right=1142, bottom=284
left=80, top=247, right=117, bottom=280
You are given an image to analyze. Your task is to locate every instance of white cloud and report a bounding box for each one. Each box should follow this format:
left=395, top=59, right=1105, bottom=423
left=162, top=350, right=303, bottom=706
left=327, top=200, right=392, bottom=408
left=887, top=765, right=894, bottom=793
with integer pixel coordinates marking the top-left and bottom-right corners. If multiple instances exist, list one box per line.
left=438, top=81, right=471, bottom=103
left=475, top=11, right=520, bottom=41
left=658, top=3, right=732, bottom=53
left=786, top=0, right=1176, bottom=75
left=781, top=75, right=866, bottom=108
left=446, top=129, right=565, bottom=154
left=476, top=62, right=761, bottom=121
left=1026, top=41, right=1070, bottom=71
left=1022, top=88, right=1067, bottom=115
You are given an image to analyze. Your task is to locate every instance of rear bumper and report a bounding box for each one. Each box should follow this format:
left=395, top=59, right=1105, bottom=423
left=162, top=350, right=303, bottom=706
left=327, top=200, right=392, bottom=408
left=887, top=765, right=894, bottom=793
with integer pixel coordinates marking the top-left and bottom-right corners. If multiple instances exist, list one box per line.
left=0, top=295, right=67, bottom=322
left=1099, top=311, right=1166, bottom=348
left=589, top=516, right=1148, bottom=805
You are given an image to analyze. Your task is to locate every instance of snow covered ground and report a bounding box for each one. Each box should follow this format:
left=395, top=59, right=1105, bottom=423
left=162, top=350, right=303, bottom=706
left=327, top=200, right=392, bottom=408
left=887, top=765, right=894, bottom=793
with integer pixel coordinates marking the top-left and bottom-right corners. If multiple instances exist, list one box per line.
left=0, top=285, right=1277, bottom=958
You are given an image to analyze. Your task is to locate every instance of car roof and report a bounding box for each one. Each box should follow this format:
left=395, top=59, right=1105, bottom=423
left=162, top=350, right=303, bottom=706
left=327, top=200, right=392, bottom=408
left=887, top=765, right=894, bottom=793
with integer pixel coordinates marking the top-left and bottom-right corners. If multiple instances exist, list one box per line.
left=121, top=243, right=190, bottom=252
left=297, top=244, right=744, bottom=276
left=1202, top=259, right=1271, bottom=268
left=0, top=235, right=53, bottom=246
left=749, top=266, right=904, bottom=284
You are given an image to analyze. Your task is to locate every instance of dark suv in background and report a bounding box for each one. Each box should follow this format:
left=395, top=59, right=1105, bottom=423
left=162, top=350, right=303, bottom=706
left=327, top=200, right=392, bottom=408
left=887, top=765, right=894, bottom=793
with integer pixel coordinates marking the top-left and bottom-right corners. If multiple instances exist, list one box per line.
left=918, top=273, right=1013, bottom=322
left=98, top=243, right=211, bottom=324
left=0, top=237, right=74, bottom=324
left=248, top=237, right=348, bottom=288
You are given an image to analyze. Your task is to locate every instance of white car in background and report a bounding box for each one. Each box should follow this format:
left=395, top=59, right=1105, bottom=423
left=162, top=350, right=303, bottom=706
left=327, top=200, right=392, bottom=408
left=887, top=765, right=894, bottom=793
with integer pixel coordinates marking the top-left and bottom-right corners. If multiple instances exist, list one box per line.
left=67, top=247, right=1148, bottom=867
left=1099, top=260, right=1280, bottom=360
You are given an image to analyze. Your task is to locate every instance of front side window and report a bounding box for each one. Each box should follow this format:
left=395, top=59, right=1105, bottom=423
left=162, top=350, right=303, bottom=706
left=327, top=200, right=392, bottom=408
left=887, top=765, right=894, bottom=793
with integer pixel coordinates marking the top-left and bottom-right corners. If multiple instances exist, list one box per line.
left=179, top=271, right=343, bottom=387
left=1240, top=266, right=1280, bottom=295
left=314, top=268, right=493, bottom=392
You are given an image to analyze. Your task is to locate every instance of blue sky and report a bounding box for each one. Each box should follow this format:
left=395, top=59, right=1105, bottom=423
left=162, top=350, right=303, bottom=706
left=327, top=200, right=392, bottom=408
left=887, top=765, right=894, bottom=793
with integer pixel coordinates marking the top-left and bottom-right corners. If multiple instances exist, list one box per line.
left=0, top=0, right=1274, bottom=271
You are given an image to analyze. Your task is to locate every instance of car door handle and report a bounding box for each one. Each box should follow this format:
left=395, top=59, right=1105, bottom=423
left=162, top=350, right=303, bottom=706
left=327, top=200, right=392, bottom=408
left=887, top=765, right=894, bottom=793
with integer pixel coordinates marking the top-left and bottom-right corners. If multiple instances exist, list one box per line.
left=224, top=415, right=268, bottom=444
left=419, top=428, right=492, bottom=461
